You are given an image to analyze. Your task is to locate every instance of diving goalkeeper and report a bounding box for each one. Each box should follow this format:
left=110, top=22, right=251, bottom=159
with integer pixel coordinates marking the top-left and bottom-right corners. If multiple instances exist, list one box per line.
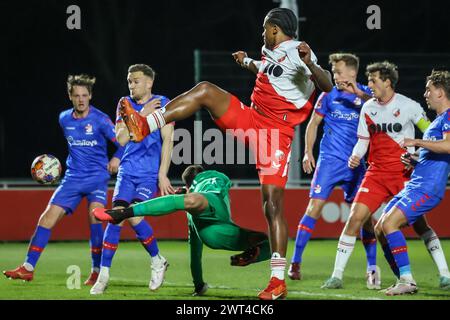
left=94, top=165, right=271, bottom=296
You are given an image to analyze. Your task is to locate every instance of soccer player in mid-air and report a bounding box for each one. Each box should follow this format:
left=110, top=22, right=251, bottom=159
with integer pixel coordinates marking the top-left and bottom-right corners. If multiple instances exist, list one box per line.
left=378, top=70, right=450, bottom=295
left=288, top=53, right=382, bottom=289
left=322, top=62, right=450, bottom=289
left=122, top=8, right=333, bottom=299
left=3, top=75, right=123, bottom=284
left=93, top=165, right=272, bottom=296
left=90, top=64, right=174, bottom=295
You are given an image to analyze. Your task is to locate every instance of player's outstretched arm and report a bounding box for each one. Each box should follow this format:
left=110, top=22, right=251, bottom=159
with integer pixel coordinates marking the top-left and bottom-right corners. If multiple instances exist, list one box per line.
left=402, top=134, right=450, bottom=154
left=297, top=42, right=333, bottom=92
left=232, top=51, right=260, bottom=75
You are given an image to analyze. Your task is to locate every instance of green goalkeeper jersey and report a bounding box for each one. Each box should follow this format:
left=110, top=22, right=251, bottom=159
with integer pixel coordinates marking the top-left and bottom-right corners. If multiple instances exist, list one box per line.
left=189, top=170, right=231, bottom=200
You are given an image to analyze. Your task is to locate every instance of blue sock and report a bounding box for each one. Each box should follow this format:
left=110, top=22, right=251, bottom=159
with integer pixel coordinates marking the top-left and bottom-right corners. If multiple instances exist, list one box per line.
left=101, top=223, right=122, bottom=268
left=386, top=231, right=411, bottom=277
left=26, top=226, right=52, bottom=268
left=89, top=223, right=104, bottom=270
left=132, top=220, right=159, bottom=257
left=360, top=228, right=377, bottom=271
left=382, top=243, right=400, bottom=278
left=291, top=215, right=317, bottom=264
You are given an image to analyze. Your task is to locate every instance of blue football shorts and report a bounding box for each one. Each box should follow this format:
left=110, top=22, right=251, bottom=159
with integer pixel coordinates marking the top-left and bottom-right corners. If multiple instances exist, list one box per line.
left=383, top=187, right=442, bottom=225
left=50, top=175, right=109, bottom=214
left=309, top=156, right=366, bottom=203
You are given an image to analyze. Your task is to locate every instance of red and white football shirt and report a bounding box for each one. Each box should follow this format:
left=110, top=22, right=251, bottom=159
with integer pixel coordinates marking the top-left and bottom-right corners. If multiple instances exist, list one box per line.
left=251, top=40, right=318, bottom=128
left=357, top=93, right=426, bottom=173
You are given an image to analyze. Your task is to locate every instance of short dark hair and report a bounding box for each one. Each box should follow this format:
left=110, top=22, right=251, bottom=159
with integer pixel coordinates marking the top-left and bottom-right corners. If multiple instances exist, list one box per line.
left=427, top=70, right=450, bottom=99
left=67, top=74, right=96, bottom=95
left=182, top=165, right=205, bottom=187
left=128, top=64, right=155, bottom=80
left=265, top=8, right=298, bottom=38
left=329, top=53, right=359, bottom=71
left=365, top=61, right=399, bottom=89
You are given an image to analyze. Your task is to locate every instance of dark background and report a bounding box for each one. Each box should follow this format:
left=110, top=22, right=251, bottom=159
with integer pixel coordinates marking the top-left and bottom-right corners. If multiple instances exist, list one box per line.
left=2, top=0, right=450, bottom=180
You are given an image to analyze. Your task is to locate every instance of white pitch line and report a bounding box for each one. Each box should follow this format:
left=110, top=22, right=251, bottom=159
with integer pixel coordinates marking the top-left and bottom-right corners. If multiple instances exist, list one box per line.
left=288, top=290, right=384, bottom=300
left=110, top=277, right=385, bottom=300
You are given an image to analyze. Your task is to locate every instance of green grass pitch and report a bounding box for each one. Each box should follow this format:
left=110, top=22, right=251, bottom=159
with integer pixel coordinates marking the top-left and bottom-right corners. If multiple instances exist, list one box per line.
left=1, top=240, right=449, bottom=300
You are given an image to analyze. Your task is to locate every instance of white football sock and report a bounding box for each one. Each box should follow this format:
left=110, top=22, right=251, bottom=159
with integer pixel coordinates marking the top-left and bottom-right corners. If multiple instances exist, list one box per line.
left=23, top=262, right=34, bottom=272
left=146, top=109, right=166, bottom=133
left=421, top=229, right=450, bottom=278
left=332, top=233, right=356, bottom=280
left=270, top=252, right=286, bottom=280
left=151, top=254, right=164, bottom=266
left=400, top=274, right=415, bottom=283
left=99, top=266, right=110, bottom=279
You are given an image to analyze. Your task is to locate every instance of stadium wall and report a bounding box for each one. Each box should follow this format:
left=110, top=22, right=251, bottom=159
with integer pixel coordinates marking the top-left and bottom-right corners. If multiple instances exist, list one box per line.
left=1, top=188, right=449, bottom=241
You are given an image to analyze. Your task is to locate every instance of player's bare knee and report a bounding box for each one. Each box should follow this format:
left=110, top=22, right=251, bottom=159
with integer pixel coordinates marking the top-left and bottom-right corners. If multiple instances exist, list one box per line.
left=344, top=215, right=364, bottom=236
left=262, top=187, right=283, bottom=221
left=263, top=199, right=283, bottom=222
left=305, top=199, right=325, bottom=219
left=193, top=81, right=214, bottom=100
left=380, top=215, right=395, bottom=235
left=184, top=193, right=208, bottom=212
left=38, top=207, right=63, bottom=229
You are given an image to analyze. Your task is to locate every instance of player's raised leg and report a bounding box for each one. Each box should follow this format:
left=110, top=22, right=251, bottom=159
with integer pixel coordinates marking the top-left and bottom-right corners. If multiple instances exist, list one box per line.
left=145, top=82, right=232, bottom=133
left=94, top=194, right=203, bottom=222
left=3, top=205, right=65, bottom=281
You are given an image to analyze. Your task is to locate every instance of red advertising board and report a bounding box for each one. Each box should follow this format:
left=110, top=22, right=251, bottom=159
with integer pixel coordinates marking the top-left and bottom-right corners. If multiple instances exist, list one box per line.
left=0, top=188, right=449, bottom=241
